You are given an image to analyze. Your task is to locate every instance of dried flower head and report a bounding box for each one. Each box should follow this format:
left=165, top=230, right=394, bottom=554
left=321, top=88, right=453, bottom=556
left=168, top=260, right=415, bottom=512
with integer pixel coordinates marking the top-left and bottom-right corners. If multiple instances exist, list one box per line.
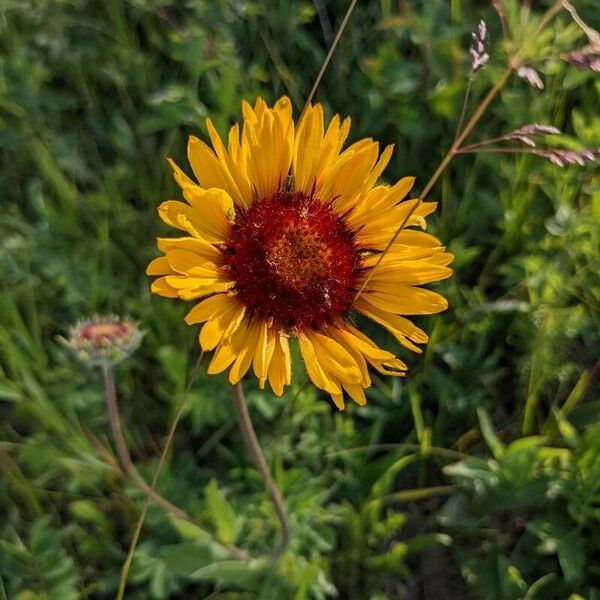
left=564, top=48, right=600, bottom=73
left=512, top=124, right=561, bottom=136
left=505, top=124, right=561, bottom=147
left=470, top=20, right=489, bottom=73
left=534, top=148, right=600, bottom=167
left=60, top=316, right=143, bottom=366
left=517, top=65, right=544, bottom=90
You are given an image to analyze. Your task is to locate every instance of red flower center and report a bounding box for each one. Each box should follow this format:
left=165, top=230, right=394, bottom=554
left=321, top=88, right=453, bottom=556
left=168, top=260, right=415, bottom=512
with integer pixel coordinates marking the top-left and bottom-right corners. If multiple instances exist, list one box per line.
left=222, top=191, right=360, bottom=330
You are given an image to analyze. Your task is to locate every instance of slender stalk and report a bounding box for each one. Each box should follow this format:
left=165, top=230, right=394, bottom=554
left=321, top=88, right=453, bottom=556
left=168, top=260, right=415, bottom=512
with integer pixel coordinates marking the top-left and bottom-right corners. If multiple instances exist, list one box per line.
left=457, top=136, right=521, bottom=153
left=116, top=353, right=245, bottom=600
left=101, top=362, right=188, bottom=521
left=455, top=146, right=542, bottom=155
left=454, top=76, right=473, bottom=143
left=231, top=382, right=291, bottom=557
left=302, top=0, right=358, bottom=115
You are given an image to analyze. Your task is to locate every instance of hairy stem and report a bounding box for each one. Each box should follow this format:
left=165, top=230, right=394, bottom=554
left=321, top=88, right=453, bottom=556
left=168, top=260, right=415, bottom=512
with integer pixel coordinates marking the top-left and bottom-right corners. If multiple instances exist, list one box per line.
left=101, top=362, right=189, bottom=521
left=116, top=353, right=245, bottom=600
left=231, top=382, right=291, bottom=557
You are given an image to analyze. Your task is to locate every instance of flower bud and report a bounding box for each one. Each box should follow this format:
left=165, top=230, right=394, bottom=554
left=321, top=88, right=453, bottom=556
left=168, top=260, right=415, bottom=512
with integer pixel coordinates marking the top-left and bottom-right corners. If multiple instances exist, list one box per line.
left=59, top=315, right=143, bottom=366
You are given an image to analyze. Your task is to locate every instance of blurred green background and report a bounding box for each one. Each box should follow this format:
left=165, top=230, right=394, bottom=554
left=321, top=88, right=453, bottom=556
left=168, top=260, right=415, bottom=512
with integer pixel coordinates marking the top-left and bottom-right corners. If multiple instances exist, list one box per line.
left=1, top=0, right=599, bottom=598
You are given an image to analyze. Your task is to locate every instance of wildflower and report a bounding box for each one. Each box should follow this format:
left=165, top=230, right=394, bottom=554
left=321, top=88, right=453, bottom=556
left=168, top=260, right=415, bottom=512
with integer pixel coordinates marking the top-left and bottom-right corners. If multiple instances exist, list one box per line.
left=147, top=98, right=453, bottom=409
left=60, top=316, right=143, bottom=366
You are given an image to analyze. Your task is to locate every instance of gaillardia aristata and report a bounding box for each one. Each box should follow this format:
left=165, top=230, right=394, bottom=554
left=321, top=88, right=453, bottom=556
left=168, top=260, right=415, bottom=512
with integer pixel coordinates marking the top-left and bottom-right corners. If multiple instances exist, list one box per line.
left=147, top=97, right=453, bottom=409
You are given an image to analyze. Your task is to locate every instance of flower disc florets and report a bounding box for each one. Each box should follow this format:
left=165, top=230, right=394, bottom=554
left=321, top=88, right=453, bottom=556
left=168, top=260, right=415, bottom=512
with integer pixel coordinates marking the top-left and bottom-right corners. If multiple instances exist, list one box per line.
left=221, top=190, right=360, bottom=331
left=61, top=316, right=143, bottom=366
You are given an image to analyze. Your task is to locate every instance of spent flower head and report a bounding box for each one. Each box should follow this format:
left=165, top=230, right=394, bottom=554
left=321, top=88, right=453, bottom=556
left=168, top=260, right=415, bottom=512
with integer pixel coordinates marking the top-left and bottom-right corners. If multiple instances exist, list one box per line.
left=60, top=315, right=143, bottom=366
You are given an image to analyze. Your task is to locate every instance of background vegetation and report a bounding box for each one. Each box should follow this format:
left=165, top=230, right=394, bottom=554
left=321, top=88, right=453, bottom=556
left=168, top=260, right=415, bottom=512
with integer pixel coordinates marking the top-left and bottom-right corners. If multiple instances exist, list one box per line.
left=1, top=0, right=599, bottom=598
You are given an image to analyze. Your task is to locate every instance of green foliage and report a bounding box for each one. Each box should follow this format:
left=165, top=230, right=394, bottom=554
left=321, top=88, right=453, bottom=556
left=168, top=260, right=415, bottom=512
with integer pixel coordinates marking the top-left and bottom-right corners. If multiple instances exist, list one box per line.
left=1, top=0, right=599, bottom=598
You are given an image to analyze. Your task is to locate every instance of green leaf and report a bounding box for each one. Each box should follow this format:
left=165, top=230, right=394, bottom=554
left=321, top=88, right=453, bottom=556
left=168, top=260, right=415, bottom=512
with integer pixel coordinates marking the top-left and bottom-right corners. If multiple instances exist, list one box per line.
left=160, top=542, right=216, bottom=577
left=557, top=530, right=585, bottom=584
left=190, top=559, right=265, bottom=590
left=205, top=479, right=239, bottom=544
left=477, top=408, right=505, bottom=460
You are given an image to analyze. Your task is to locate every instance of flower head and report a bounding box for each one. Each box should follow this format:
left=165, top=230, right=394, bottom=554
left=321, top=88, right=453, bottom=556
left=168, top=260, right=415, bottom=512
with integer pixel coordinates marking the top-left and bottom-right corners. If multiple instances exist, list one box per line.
left=147, top=97, right=453, bottom=409
left=61, top=316, right=143, bottom=366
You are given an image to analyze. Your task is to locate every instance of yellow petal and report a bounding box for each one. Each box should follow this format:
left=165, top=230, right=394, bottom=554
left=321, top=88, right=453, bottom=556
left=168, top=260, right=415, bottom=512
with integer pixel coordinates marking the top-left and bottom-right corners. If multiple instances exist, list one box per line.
left=293, top=104, right=325, bottom=193
left=253, top=322, right=275, bottom=380
left=206, top=118, right=252, bottom=206
left=192, top=296, right=246, bottom=351
left=187, top=136, right=239, bottom=198
left=267, top=333, right=291, bottom=396
left=165, top=250, right=223, bottom=277
left=331, top=393, right=346, bottom=410
left=150, top=277, right=179, bottom=298
left=306, top=331, right=362, bottom=385
left=298, top=334, right=341, bottom=395
left=157, top=200, right=215, bottom=240
left=328, top=327, right=371, bottom=387
left=182, top=187, right=233, bottom=242
left=229, top=320, right=262, bottom=384
left=185, top=294, right=234, bottom=325
left=365, top=261, right=453, bottom=286
left=207, top=340, right=238, bottom=374
left=157, top=237, right=220, bottom=262
left=146, top=256, right=171, bottom=276
left=167, top=158, right=197, bottom=190
left=342, top=382, right=367, bottom=406
left=359, top=283, right=449, bottom=315
left=355, top=297, right=431, bottom=353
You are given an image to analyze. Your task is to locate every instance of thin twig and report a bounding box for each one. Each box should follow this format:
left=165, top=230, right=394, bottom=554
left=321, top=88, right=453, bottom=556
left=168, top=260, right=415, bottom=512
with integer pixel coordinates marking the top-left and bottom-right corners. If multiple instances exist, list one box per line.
left=561, top=0, right=600, bottom=46
left=455, top=145, right=538, bottom=155
left=302, top=0, right=358, bottom=115
left=231, top=382, right=291, bottom=557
